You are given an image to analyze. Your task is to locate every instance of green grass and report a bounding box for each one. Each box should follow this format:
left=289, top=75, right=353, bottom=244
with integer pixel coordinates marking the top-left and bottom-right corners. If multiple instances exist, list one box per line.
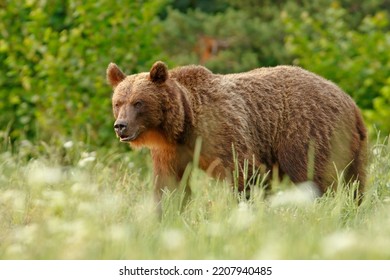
left=1, top=136, right=390, bottom=260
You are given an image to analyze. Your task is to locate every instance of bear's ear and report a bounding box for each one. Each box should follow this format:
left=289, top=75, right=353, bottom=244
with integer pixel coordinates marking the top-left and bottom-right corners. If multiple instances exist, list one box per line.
left=149, top=61, right=168, bottom=84
left=106, top=63, right=126, bottom=88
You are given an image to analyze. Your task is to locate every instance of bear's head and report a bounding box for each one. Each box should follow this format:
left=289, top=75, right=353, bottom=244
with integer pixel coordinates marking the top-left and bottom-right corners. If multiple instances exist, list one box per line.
left=107, top=61, right=186, bottom=149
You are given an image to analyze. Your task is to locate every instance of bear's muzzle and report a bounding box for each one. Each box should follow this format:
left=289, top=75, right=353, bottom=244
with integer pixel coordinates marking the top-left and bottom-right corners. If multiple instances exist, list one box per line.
left=114, top=119, right=140, bottom=142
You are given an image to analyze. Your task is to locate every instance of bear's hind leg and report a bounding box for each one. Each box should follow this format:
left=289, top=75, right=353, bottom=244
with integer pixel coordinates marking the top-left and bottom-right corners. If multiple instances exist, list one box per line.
left=277, top=140, right=330, bottom=194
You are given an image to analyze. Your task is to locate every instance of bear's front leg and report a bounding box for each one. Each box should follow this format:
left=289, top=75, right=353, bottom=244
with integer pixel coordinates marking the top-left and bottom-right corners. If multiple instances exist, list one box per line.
left=151, top=149, right=180, bottom=216
left=153, top=173, right=192, bottom=218
left=153, top=171, right=179, bottom=215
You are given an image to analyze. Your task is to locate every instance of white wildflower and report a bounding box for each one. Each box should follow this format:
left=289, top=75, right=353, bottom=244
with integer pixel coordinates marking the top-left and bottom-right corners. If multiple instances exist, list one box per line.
left=206, top=222, right=223, bottom=237
left=270, top=181, right=319, bottom=208
left=229, top=201, right=255, bottom=230
left=108, top=225, right=128, bottom=242
left=78, top=156, right=96, bottom=167
left=321, top=230, right=358, bottom=257
left=71, top=182, right=98, bottom=196
left=27, top=163, right=63, bottom=186
left=43, top=190, right=66, bottom=210
left=78, top=151, right=97, bottom=167
left=161, top=228, right=185, bottom=251
left=254, top=242, right=283, bottom=260
left=1, top=190, right=26, bottom=211
left=12, top=224, right=38, bottom=244
left=63, top=141, right=74, bottom=149
left=76, top=202, right=95, bottom=216
left=6, top=244, right=25, bottom=257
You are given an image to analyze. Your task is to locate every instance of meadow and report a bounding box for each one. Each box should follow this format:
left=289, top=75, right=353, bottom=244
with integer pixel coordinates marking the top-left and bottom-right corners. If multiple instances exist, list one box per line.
left=0, top=134, right=389, bottom=260
left=2, top=0, right=390, bottom=262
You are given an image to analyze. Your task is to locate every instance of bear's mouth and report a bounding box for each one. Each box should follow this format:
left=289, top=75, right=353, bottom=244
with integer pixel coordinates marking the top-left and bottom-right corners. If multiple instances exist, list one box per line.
left=119, top=131, right=140, bottom=142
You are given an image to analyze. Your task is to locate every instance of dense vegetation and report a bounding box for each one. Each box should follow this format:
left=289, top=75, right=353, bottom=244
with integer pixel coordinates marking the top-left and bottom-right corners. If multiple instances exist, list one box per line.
left=159, top=0, right=390, bottom=136
left=1, top=0, right=390, bottom=260
left=1, top=0, right=165, bottom=145
left=1, top=135, right=389, bottom=259
left=1, top=0, right=390, bottom=146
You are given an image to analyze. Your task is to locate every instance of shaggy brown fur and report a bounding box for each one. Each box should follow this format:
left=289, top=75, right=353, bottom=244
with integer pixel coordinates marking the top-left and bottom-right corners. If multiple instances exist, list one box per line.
left=107, top=61, right=367, bottom=209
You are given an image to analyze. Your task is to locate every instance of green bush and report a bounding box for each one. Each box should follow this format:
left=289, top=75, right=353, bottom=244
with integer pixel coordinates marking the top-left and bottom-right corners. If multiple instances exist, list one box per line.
left=2, top=0, right=389, bottom=145
left=0, top=0, right=166, bottom=145
left=159, top=0, right=390, bottom=136
left=159, top=6, right=292, bottom=73
left=283, top=4, right=390, bottom=136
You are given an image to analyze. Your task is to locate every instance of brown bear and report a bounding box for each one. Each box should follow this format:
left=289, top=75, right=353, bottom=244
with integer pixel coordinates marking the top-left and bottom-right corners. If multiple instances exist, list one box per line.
left=107, top=61, right=367, bottom=210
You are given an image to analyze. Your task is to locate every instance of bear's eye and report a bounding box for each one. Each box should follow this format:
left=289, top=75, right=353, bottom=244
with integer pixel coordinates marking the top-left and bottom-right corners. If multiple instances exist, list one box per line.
left=134, top=101, right=143, bottom=109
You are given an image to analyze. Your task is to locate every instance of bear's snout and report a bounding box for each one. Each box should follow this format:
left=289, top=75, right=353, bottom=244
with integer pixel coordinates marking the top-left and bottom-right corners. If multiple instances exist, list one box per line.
left=114, top=119, right=130, bottom=139
left=114, top=119, right=140, bottom=142
left=114, top=119, right=128, bottom=135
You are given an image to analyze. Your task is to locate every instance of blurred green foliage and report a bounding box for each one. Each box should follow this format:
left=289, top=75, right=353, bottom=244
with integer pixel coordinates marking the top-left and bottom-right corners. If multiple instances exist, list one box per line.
left=1, top=0, right=389, bottom=146
left=0, top=0, right=166, bottom=145
left=161, top=0, right=390, bottom=136
left=159, top=2, right=292, bottom=72
left=283, top=3, right=390, bottom=136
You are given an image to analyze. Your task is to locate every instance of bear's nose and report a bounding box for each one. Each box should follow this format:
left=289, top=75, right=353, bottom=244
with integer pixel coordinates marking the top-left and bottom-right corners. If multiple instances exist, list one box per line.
left=114, top=119, right=128, bottom=134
